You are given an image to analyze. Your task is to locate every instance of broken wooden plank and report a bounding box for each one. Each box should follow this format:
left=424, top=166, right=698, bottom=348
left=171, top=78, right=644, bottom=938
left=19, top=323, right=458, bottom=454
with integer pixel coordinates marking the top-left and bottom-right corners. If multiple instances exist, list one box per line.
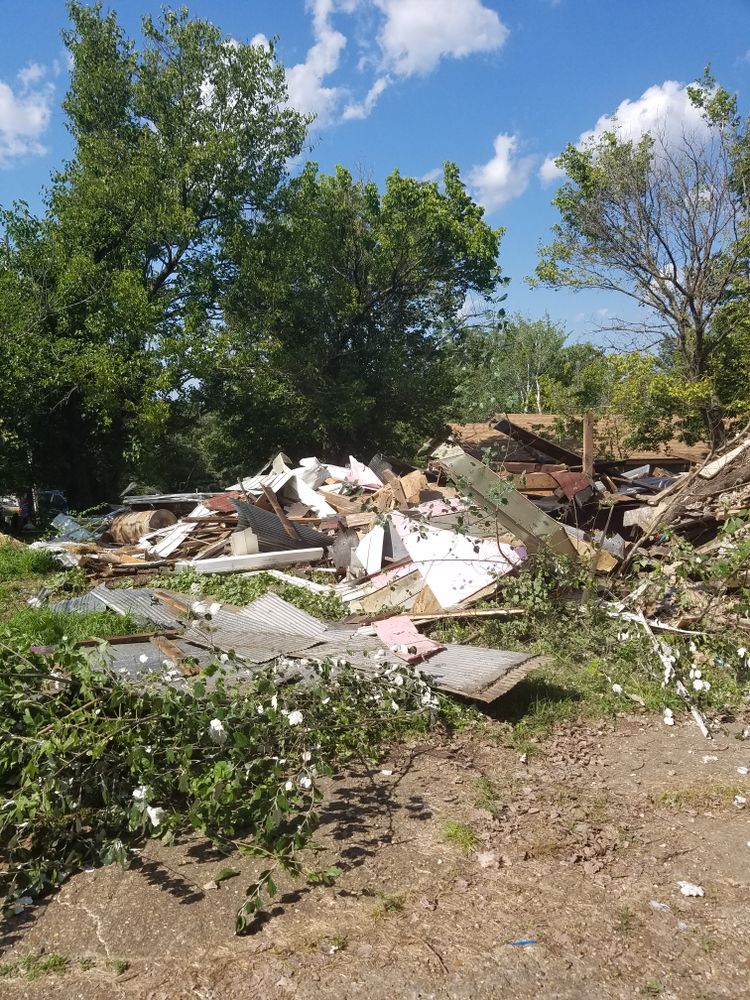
left=433, top=443, right=578, bottom=559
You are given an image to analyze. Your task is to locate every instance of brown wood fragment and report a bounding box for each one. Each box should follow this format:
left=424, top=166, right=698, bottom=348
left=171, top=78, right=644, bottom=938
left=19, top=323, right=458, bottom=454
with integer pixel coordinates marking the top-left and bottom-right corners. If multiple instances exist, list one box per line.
left=261, top=483, right=303, bottom=541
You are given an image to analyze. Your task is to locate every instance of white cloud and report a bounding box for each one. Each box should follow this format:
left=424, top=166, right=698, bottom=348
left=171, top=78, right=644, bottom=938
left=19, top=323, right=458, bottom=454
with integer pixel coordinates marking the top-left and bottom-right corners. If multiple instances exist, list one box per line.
left=18, top=63, right=46, bottom=89
left=374, top=0, right=508, bottom=76
left=286, top=0, right=348, bottom=125
left=469, top=133, right=535, bottom=212
left=540, top=80, right=711, bottom=184
left=342, top=74, right=390, bottom=120
left=250, top=33, right=271, bottom=50
left=0, top=73, right=53, bottom=166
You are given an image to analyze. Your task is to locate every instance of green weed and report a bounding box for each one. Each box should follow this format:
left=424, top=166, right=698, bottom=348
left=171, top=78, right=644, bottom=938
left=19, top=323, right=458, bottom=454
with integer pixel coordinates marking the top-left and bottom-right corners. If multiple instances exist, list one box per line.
left=441, top=820, right=478, bottom=854
left=0, top=951, right=69, bottom=981
left=0, top=545, right=56, bottom=581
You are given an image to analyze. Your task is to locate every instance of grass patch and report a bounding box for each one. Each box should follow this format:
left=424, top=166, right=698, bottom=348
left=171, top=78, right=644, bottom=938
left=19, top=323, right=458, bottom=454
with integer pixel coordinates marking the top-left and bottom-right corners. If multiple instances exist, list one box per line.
left=0, top=951, right=69, bottom=981
left=657, top=782, right=746, bottom=810
left=0, top=544, right=57, bottom=581
left=474, top=776, right=503, bottom=817
left=0, top=607, right=139, bottom=650
left=153, top=568, right=346, bottom=620
left=441, top=819, right=478, bottom=854
left=110, top=959, right=130, bottom=975
left=368, top=891, right=405, bottom=920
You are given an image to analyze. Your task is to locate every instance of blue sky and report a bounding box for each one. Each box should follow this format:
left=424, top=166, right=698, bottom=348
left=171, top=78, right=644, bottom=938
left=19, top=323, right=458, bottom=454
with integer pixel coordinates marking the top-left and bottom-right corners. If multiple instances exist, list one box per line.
left=1, top=0, right=749, bottom=341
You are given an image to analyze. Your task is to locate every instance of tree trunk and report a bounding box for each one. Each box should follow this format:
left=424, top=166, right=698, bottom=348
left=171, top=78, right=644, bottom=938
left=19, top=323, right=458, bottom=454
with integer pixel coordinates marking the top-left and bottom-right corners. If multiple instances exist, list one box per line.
left=700, top=400, right=726, bottom=453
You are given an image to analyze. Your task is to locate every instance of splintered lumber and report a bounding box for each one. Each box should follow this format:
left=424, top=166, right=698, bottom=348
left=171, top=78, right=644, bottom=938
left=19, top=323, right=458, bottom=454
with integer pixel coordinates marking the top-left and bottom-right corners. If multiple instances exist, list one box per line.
left=433, top=443, right=578, bottom=559
left=410, top=607, right=526, bottom=624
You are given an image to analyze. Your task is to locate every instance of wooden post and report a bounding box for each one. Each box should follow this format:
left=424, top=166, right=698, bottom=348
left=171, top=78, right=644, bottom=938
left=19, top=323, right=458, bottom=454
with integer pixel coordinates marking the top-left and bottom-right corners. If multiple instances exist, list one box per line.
left=582, top=411, right=595, bottom=478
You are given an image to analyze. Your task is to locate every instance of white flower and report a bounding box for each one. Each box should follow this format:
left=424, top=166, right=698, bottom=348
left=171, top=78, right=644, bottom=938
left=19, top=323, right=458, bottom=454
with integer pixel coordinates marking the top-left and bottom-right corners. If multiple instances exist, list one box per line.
left=139, top=654, right=149, bottom=664
left=208, top=718, right=227, bottom=745
left=390, top=700, right=399, bottom=713
left=692, top=679, right=704, bottom=691
left=287, top=710, right=304, bottom=726
left=132, top=785, right=148, bottom=802
left=301, top=751, right=312, bottom=762
left=270, top=694, right=278, bottom=710
left=393, top=674, right=404, bottom=687
left=612, top=683, right=623, bottom=695
left=738, top=647, right=747, bottom=658
left=617, top=631, right=630, bottom=641
left=62, top=635, right=68, bottom=642
left=702, top=681, right=711, bottom=691
left=321, top=696, right=330, bottom=705
left=298, top=775, right=313, bottom=789
left=220, top=653, right=229, bottom=663
left=256, top=704, right=264, bottom=715
left=146, top=806, right=165, bottom=827
left=284, top=780, right=294, bottom=792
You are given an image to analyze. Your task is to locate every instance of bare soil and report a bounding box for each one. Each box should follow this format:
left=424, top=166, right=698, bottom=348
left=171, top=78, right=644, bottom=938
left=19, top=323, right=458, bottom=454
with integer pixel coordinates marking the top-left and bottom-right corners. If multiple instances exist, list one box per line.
left=3, top=715, right=750, bottom=1000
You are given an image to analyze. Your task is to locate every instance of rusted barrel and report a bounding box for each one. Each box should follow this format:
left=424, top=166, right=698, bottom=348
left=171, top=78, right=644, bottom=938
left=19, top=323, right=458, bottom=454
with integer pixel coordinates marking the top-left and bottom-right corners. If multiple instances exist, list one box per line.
left=110, top=509, right=177, bottom=545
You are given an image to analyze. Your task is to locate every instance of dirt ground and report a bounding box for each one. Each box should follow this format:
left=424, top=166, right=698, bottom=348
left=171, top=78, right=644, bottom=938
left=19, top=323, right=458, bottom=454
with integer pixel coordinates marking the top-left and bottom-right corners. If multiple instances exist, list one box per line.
left=2, top=714, right=750, bottom=1000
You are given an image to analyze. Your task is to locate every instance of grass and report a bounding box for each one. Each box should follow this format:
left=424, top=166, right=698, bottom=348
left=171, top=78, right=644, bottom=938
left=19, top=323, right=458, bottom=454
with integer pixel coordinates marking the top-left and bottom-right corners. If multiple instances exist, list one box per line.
left=441, top=819, right=478, bottom=854
left=111, top=959, right=130, bottom=975
left=657, top=782, right=746, bottom=810
left=0, top=951, right=69, bottom=981
left=368, top=891, right=405, bottom=920
left=0, top=608, right=139, bottom=650
left=474, top=776, right=503, bottom=817
left=0, top=543, right=57, bottom=581
left=641, top=979, right=663, bottom=997
left=616, top=907, right=637, bottom=934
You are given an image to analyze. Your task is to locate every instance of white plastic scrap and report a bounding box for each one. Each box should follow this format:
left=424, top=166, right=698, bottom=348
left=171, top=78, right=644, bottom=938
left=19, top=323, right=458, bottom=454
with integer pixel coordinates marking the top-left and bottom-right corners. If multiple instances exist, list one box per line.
left=649, top=900, right=670, bottom=912
left=663, top=708, right=675, bottom=727
left=677, top=881, right=704, bottom=897
left=737, top=767, right=749, bottom=776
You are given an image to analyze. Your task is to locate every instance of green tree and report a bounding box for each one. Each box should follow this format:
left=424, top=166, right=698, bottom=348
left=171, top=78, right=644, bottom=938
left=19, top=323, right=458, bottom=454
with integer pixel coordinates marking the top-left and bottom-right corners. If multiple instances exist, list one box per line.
left=202, top=162, right=503, bottom=468
left=0, top=3, right=306, bottom=503
left=535, top=88, right=749, bottom=450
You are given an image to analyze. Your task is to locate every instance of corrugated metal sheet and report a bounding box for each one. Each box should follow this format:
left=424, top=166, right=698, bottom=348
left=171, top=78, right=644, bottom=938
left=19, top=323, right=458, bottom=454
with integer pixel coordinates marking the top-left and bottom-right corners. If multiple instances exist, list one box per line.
left=50, top=592, right=106, bottom=614
left=237, top=592, right=327, bottom=637
left=183, top=607, right=323, bottom=664
left=232, top=499, right=331, bottom=551
left=89, top=585, right=182, bottom=628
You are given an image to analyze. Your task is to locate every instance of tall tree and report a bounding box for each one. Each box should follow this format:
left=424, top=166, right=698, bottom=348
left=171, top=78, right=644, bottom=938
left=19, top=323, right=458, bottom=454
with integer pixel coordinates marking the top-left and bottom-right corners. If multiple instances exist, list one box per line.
left=201, top=162, right=503, bottom=469
left=0, top=3, right=306, bottom=503
left=534, top=89, right=749, bottom=449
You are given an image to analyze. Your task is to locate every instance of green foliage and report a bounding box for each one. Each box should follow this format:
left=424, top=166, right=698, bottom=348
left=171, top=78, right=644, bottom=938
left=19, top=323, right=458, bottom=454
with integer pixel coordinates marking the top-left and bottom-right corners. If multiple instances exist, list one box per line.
left=0, top=638, right=450, bottom=933
left=206, top=161, right=503, bottom=467
left=0, top=545, right=56, bottom=581
left=534, top=86, right=750, bottom=448
left=0, top=3, right=307, bottom=502
left=154, top=568, right=347, bottom=621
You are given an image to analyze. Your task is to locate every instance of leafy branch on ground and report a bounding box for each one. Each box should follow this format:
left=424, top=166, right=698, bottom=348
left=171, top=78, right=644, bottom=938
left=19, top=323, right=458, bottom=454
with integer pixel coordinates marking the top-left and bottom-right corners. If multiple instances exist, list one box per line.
left=0, top=639, right=453, bottom=933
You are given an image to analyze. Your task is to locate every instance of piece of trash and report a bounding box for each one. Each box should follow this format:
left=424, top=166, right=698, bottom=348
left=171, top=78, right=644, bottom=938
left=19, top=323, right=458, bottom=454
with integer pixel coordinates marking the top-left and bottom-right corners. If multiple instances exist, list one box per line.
left=476, top=851, right=498, bottom=869
left=734, top=795, right=747, bottom=808
left=519, top=752, right=528, bottom=764
left=510, top=939, right=537, bottom=947
left=419, top=896, right=438, bottom=911
left=677, top=920, right=688, bottom=931
left=649, top=900, right=670, bottom=912
left=737, top=767, right=749, bottom=775
left=380, top=769, right=393, bottom=776
left=701, top=755, right=717, bottom=763
left=663, top=708, right=675, bottom=726
left=677, top=881, right=704, bottom=897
